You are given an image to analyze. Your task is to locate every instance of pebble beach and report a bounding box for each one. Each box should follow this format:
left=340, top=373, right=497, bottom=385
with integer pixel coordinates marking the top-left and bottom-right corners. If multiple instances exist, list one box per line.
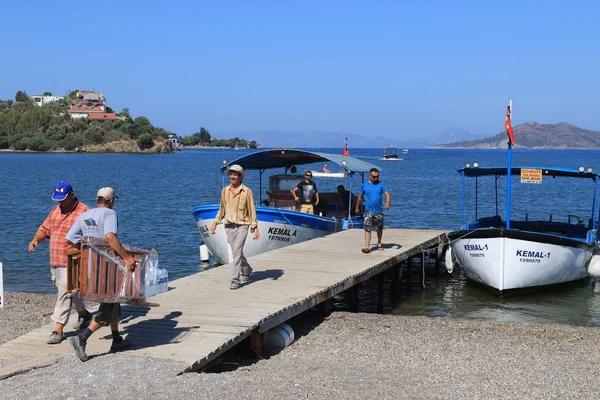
left=2, top=292, right=600, bottom=399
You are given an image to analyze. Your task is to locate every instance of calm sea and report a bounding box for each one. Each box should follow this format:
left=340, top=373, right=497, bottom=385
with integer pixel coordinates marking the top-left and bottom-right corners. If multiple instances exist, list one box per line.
left=3, top=148, right=600, bottom=325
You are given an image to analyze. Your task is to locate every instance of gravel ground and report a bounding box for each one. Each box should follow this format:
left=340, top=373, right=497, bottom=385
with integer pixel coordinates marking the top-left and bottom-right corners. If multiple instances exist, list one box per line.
left=0, top=292, right=56, bottom=345
left=2, top=293, right=600, bottom=399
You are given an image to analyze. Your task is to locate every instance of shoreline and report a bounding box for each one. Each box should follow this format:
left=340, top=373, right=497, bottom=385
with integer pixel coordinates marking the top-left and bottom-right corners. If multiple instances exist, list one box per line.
left=2, top=292, right=600, bottom=398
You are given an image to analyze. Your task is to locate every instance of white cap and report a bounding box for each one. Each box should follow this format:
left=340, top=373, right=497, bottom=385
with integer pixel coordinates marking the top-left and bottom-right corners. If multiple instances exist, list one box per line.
left=96, top=187, right=118, bottom=200
left=226, top=164, right=246, bottom=178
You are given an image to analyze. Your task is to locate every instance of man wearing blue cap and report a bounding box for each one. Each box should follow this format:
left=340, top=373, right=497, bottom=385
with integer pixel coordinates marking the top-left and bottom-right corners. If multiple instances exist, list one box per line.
left=29, top=181, right=92, bottom=344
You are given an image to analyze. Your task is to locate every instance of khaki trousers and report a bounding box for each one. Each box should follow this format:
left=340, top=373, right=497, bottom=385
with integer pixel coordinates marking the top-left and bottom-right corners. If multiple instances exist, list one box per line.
left=225, top=224, right=253, bottom=281
left=299, top=204, right=314, bottom=214
left=50, top=267, right=86, bottom=325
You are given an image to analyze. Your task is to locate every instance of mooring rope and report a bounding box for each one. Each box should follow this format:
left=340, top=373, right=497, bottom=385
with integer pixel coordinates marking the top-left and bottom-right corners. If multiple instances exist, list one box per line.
left=417, top=229, right=487, bottom=288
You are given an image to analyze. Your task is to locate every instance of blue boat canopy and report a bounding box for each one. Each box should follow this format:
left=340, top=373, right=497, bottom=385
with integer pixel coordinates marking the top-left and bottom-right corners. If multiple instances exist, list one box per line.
left=220, top=149, right=381, bottom=173
left=457, top=166, right=600, bottom=180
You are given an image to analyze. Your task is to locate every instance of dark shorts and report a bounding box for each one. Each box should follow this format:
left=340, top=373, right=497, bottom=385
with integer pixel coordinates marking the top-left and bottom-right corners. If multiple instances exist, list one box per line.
left=363, top=211, right=384, bottom=232
left=94, top=303, right=121, bottom=326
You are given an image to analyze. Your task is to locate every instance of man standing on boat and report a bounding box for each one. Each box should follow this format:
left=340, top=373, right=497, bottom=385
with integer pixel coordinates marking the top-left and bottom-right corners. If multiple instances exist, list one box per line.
left=209, top=165, right=260, bottom=290
left=28, top=181, right=93, bottom=344
left=355, top=168, right=390, bottom=253
left=292, top=170, right=320, bottom=214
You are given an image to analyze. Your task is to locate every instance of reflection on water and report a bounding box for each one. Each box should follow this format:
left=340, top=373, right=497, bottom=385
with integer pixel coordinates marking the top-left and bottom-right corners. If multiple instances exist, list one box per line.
left=388, top=263, right=600, bottom=327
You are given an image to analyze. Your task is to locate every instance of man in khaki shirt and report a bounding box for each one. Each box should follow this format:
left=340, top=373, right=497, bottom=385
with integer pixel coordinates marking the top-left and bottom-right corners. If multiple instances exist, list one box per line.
left=209, top=164, right=260, bottom=289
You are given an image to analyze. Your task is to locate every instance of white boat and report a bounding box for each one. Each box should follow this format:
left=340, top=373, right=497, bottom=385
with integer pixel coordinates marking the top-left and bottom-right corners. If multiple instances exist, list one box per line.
left=447, top=100, right=600, bottom=295
left=382, top=147, right=400, bottom=160
left=448, top=164, right=599, bottom=295
left=192, top=149, right=380, bottom=264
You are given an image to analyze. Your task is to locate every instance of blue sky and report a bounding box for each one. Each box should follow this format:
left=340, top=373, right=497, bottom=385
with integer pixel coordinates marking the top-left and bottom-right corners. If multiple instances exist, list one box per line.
left=1, top=0, right=599, bottom=140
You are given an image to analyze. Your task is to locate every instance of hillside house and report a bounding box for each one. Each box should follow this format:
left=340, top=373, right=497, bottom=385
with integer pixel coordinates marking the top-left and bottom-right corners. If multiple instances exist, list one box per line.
left=31, top=95, right=64, bottom=106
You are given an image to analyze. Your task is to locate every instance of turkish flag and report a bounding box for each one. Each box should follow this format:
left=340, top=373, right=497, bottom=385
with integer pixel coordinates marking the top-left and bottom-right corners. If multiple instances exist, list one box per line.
left=505, top=107, right=515, bottom=144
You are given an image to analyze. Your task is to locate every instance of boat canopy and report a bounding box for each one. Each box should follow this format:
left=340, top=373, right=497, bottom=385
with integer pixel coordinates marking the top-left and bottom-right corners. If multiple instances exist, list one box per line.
left=457, top=166, right=600, bottom=181
left=220, top=149, right=381, bottom=174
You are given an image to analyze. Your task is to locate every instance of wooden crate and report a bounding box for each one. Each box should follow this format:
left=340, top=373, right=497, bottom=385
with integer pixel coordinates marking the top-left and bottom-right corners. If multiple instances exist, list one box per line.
left=67, top=242, right=149, bottom=303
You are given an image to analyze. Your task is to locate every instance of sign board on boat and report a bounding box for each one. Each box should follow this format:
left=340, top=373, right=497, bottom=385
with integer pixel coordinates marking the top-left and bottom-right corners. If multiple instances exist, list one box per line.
left=0, top=262, right=3, bottom=308
left=521, top=168, right=543, bottom=184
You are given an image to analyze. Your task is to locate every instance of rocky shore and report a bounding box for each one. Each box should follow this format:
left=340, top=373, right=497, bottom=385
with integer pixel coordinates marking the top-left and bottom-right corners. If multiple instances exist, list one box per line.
left=2, top=292, right=600, bottom=399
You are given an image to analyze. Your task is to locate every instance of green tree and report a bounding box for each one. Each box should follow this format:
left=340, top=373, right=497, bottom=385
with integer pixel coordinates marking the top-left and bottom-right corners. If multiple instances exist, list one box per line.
left=43, top=91, right=52, bottom=96
left=15, top=90, right=29, bottom=102
left=45, top=124, right=67, bottom=141
left=134, top=116, right=150, bottom=126
left=137, top=133, right=154, bottom=149
left=118, top=108, right=131, bottom=120
left=83, top=126, right=105, bottom=144
left=104, top=129, right=128, bottom=142
left=199, top=127, right=212, bottom=143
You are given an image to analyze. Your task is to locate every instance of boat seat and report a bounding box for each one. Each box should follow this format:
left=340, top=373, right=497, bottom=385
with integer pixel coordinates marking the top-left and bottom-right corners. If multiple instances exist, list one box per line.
left=511, top=220, right=589, bottom=239
left=266, top=190, right=296, bottom=210
left=466, top=215, right=503, bottom=229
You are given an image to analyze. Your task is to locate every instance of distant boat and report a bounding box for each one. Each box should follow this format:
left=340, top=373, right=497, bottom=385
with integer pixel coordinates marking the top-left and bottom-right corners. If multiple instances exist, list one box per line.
left=402, top=148, right=408, bottom=155
left=382, top=147, right=400, bottom=160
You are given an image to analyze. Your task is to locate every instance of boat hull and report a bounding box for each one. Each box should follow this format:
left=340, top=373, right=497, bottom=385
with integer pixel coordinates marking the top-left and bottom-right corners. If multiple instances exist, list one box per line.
left=193, top=205, right=362, bottom=264
left=449, top=229, right=593, bottom=293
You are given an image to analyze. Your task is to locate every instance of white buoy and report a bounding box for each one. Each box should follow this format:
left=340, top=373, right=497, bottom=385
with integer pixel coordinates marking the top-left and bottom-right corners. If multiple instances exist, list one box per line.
left=588, top=255, right=600, bottom=278
left=444, top=246, right=454, bottom=274
left=199, top=244, right=210, bottom=263
left=263, top=323, right=295, bottom=349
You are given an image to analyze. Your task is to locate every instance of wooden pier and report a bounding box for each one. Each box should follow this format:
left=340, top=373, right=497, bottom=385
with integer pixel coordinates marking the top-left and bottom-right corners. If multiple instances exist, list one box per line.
left=0, top=228, right=448, bottom=374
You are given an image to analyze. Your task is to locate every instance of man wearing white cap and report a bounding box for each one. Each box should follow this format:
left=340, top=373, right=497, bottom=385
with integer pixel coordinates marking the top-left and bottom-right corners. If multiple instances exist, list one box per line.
left=209, top=164, right=260, bottom=289
left=65, top=187, right=137, bottom=361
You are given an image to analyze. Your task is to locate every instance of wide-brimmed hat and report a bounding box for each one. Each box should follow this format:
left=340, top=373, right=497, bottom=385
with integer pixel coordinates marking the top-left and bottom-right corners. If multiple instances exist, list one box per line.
left=226, top=164, right=246, bottom=178
left=96, top=187, right=119, bottom=201
left=52, top=181, right=73, bottom=201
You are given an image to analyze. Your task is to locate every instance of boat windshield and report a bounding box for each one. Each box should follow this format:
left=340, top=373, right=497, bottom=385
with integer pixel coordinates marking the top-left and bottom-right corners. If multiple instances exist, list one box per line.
left=270, top=175, right=302, bottom=192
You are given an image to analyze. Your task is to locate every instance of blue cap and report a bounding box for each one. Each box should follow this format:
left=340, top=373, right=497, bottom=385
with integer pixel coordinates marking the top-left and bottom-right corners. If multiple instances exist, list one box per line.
left=52, top=181, right=73, bottom=201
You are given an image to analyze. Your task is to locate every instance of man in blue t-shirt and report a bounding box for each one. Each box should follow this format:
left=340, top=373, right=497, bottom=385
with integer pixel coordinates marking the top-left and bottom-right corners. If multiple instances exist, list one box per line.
left=355, top=168, right=391, bottom=253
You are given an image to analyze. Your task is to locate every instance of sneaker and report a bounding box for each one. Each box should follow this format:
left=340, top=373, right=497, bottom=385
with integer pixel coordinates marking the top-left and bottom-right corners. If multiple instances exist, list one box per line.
left=68, top=335, right=88, bottom=361
left=47, top=331, right=64, bottom=344
left=109, top=337, right=132, bottom=353
left=73, top=313, right=93, bottom=331
left=239, top=274, right=252, bottom=284
left=230, top=280, right=240, bottom=290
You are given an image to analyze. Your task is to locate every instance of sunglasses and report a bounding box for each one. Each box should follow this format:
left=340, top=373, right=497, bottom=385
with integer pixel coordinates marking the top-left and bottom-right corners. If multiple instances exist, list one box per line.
left=305, top=174, right=312, bottom=177
left=371, top=175, right=379, bottom=179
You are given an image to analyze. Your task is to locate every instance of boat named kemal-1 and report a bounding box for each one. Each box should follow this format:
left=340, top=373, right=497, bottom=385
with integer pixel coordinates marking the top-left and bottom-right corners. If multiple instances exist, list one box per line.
left=448, top=165, right=600, bottom=295
left=447, top=101, right=600, bottom=295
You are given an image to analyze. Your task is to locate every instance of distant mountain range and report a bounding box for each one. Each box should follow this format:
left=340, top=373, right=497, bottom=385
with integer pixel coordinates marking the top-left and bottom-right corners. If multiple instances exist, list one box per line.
left=434, top=122, right=600, bottom=149
left=214, top=122, right=600, bottom=149
left=214, top=128, right=482, bottom=149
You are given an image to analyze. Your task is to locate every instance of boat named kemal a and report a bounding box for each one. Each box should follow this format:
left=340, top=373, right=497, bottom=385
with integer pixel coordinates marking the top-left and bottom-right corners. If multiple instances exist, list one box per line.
left=192, top=149, right=381, bottom=264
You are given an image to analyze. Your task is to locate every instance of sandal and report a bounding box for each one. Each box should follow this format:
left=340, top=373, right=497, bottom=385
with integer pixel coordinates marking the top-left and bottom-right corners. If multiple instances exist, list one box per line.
left=361, top=248, right=370, bottom=254
left=377, top=244, right=383, bottom=251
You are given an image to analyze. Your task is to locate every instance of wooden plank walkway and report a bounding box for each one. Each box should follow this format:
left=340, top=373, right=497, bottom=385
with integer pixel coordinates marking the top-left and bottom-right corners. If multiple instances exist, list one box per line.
left=0, top=228, right=448, bottom=373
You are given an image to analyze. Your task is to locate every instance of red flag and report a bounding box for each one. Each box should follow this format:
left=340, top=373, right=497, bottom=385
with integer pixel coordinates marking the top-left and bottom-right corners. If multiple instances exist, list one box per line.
left=505, top=106, right=515, bottom=144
